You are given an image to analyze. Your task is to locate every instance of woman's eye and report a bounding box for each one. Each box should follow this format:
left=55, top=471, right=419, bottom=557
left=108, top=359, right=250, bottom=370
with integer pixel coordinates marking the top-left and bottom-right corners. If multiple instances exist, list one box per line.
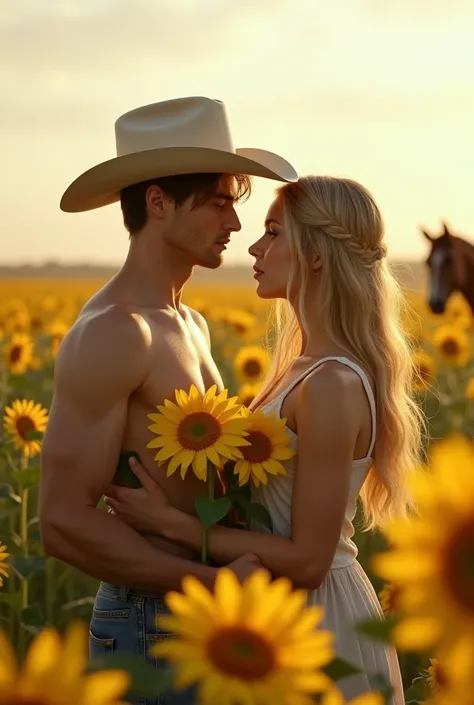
left=264, top=230, right=277, bottom=238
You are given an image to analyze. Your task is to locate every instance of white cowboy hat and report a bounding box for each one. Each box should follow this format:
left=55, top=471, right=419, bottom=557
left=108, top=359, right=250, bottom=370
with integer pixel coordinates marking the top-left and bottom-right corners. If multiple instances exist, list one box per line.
left=60, top=96, right=298, bottom=213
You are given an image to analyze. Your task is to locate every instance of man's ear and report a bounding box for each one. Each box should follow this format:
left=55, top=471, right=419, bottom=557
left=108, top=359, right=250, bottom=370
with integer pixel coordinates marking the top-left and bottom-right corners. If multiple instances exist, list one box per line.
left=146, top=185, right=171, bottom=218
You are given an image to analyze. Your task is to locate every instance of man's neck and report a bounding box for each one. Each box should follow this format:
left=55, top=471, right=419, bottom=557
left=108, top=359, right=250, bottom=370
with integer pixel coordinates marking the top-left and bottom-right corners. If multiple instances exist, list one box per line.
left=114, top=238, right=194, bottom=310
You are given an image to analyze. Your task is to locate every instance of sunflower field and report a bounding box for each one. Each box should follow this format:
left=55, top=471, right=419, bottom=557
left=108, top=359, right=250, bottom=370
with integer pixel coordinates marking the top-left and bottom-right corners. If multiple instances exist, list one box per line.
left=1, top=276, right=474, bottom=703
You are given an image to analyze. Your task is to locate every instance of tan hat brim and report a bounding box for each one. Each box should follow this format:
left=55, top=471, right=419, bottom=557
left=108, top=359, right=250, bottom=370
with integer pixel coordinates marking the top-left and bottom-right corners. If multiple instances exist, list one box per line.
left=60, top=146, right=298, bottom=213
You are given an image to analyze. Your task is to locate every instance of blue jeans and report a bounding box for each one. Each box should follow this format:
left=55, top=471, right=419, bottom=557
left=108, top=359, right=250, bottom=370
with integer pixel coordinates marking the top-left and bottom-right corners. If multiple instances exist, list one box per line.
left=89, top=582, right=196, bottom=705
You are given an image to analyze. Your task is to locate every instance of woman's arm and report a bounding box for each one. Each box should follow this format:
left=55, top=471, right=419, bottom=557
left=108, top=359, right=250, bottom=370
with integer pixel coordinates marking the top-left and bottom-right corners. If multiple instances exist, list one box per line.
left=164, top=364, right=360, bottom=588
left=106, top=363, right=362, bottom=590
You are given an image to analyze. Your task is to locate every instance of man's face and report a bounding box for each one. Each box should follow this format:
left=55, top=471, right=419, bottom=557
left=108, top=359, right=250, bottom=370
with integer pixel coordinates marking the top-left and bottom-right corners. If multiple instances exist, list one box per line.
left=165, top=175, right=243, bottom=269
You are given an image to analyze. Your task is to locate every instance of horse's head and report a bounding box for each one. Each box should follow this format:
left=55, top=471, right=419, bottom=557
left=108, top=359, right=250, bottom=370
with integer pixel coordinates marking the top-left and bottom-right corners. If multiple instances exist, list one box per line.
left=421, top=222, right=468, bottom=314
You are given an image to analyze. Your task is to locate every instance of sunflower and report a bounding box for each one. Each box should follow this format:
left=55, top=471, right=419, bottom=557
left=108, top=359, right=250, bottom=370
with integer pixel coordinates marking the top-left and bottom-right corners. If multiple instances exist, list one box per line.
left=372, top=433, right=474, bottom=655
left=465, top=377, right=474, bottom=400
left=233, top=409, right=294, bottom=488
left=234, top=346, right=271, bottom=384
left=3, top=399, right=49, bottom=458
left=320, top=686, right=384, bottom=705
left=0, top=544, right=9, bottom=588
left=412, top=349, right=436, bottom=392
left=0, top=620, right=129, bottom=705
left=433, top=325, right=470, bottom=366
left=0, top=299, right=30, bottom=334
left=445, top=293, right=472, bottom=330
left=378, top=583, right=401, bottom=616
left=152, top=568, right=335, bottom=705
left=226, top=309, right=259, bottom=337
left=48, top=319, right=69, bottom=357
left=424, top=658, right=448, bottom=693
left=237, top=383, right=261, bottom=408
left=147, top=384, right=250, bottom=481
left=4, top=333, right=34, bottom=375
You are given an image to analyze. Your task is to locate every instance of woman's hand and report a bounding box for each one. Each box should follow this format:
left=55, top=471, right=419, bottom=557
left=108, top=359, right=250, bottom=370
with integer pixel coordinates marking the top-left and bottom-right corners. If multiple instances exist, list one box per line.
left=104, top=457, right=173, bottom=535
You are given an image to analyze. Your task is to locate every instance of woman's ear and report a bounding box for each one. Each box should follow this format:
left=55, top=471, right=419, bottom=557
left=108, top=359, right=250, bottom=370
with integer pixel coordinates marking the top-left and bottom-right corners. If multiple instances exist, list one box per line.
left=313, top=254, right=322, bottom=273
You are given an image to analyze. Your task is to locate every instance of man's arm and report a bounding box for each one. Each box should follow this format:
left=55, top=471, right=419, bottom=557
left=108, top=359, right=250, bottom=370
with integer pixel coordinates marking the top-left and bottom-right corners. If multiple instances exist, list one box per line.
left=39, top=308, right=218, bottom=591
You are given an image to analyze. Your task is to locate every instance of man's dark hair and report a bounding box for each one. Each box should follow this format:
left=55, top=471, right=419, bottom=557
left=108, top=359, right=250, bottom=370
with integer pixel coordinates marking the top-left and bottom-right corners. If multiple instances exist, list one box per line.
left=120, top=172, right=252, bottom=235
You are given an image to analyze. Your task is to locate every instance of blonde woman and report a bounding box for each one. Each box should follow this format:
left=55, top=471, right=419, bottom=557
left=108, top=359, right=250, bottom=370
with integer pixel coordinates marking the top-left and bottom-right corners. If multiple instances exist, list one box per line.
left=106, top=176, right=422, bottom=702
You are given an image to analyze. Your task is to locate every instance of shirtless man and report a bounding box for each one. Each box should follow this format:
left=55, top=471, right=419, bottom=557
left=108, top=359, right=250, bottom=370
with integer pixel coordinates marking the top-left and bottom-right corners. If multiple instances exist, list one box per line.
left=38, top=97, right=297, bottom=702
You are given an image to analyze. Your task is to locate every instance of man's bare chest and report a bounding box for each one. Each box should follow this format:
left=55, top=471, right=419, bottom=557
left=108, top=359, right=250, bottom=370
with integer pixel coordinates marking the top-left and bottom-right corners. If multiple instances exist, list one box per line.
left=136, top=321, right=223, bottom=411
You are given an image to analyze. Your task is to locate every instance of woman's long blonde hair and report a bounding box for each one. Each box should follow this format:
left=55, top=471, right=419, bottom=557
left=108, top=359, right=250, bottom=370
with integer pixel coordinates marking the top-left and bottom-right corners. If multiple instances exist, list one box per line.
left=251, top=175, right=424, bottom=529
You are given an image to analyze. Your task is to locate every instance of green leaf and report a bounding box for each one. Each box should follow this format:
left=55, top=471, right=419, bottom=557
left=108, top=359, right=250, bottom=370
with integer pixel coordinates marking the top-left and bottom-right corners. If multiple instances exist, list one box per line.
left=195, top=496, right=231, bottom=529
left=228, top=488, right=273, bottom=531
left=0, top=593, right=23, bottom=614
left=0, top=483, right=20, bottom=504
left=355, top=616, right=399, bottom=643
left=226, top=485, right=251, bottom=504
left=12, top=466, right=41, bottom=488
left=322, top=657, right=361, bottom=681
left=367, top=672, right=395, bottom=701
left=20, top=604, right=47, bottom=634
left=114, top=451, right=142, bottom=488
left=245, top=502, right=273, bottom=532
left=403, top=676, right=430, bottom=704
left=11, top=555, right=46, bottom=580
left=87, top=653, right=174, bottom=697
left=26, top=430, right=43, bottom=441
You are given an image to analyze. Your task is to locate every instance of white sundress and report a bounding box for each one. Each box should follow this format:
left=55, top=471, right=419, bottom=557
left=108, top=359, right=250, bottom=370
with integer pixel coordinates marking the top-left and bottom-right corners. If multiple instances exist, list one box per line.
left=251, top=356, right=404, bottom=704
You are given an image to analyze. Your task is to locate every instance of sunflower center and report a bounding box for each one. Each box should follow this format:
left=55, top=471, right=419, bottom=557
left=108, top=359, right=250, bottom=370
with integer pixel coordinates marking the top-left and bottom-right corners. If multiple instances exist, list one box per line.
left=241, top=431, right=272, bottom=463
left=9, top=345, right=23, bottom=364
left=432, top=664, right=448, bottom=690
left=177, top=412, right=221, bottom=451
left=443, top=516, right=474, bottom=612
left=243, top=359, right=262, bottom=379
left=207, top=626, right=276, bottom=680
left=441, top=337, right=460, bottom=357
left=31, top=317, right=43, bottom=331
left=16, top=416, right=35, bottom=441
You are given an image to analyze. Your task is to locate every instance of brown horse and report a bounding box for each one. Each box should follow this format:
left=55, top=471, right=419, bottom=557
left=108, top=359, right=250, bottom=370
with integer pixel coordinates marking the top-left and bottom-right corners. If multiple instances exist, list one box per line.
left=421, top=222, right=474, bottom=314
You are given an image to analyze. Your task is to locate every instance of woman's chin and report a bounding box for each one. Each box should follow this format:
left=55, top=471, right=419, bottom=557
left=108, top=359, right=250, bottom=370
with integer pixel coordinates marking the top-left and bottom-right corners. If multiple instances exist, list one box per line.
left=254, top=279, right=280, bottom=300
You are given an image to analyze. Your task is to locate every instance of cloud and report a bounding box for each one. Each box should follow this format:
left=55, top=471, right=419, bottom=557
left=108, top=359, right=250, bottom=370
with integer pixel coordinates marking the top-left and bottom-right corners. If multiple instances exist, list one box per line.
left=0, top=0, right=292, bottom=74
left=363, top=0, right=474, bottom=24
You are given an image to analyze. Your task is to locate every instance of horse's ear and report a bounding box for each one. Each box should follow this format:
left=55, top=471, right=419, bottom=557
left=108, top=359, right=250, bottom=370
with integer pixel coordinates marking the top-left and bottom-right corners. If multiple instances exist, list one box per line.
left=420, top=227, right=434, bottom=243
left=442, top=221, right=452, bottom=237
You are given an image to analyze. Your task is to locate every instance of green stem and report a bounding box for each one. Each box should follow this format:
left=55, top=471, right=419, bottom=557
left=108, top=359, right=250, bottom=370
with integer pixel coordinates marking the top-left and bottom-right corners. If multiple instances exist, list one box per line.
left=7, top=508, right=16, bottom=639
left=19, top=453, right=29, bottom=658
left=200, top=463, right=215, bottom=564
left=45, top=558, right=54, bottom=625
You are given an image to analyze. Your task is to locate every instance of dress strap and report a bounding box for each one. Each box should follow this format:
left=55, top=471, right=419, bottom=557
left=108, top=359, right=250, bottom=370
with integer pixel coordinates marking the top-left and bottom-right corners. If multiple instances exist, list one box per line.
left=275, top=356, right=377, bottom=458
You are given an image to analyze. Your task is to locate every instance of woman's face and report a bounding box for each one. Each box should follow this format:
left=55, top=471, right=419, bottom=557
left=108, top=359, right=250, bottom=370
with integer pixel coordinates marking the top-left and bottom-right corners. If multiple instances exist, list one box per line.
left=248, top=198, right=292, bottom=300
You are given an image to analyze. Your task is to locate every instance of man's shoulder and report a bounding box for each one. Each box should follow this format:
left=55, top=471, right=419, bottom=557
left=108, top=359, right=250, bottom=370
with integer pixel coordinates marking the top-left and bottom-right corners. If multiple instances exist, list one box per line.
left=55, top=305, right=152, bottom=392
left=64, top=305, right=152, bottom=355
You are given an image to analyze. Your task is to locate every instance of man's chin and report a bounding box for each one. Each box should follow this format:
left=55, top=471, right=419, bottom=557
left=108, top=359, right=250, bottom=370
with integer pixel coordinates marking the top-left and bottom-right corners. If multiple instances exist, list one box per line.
left=197, top=253, right=224, bottom=270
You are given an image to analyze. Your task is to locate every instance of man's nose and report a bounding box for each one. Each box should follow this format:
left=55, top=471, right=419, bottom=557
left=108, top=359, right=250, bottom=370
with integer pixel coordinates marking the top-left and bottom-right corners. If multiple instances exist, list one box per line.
left=225, top=210, right=242, bottom=233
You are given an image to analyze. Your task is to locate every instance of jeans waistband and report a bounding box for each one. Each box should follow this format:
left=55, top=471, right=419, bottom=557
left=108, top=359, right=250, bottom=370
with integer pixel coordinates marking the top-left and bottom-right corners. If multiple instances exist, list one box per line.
left=99, top=581, right=167, bottom=602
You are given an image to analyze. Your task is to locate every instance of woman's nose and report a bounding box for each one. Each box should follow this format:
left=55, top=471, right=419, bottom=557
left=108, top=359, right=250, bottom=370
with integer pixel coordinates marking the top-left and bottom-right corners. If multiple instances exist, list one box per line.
left=248, top=236, right=264, bottom=257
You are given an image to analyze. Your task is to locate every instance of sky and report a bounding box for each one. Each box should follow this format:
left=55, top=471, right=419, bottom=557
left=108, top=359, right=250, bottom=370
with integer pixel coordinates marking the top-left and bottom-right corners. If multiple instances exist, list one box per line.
left=1, top=0, right=474, bottom=266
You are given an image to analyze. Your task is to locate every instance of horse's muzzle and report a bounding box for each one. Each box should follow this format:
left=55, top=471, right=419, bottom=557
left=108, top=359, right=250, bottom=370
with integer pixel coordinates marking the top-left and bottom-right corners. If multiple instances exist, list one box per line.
left=429, top=298, right=446, bottom=314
